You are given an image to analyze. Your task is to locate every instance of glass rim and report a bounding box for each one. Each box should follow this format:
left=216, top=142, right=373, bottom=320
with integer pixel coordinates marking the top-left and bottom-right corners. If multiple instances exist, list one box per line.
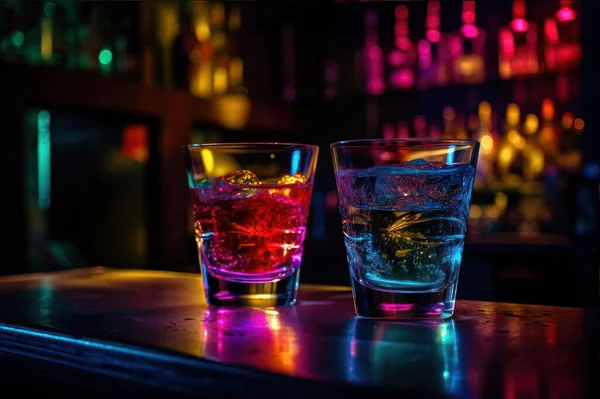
left=330, top=138, right=479, bottom=149
left=185, top=142, right=319, bottom=151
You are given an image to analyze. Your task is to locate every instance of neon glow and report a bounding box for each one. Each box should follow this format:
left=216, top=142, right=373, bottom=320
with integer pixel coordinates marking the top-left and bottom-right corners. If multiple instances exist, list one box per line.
left=395, top=5, right=408, bottom=19
left=390, top=69, right=415, bottom=88
left=418, top=40, right=432, bottom=68
left=511, top=18, right=528, bottom=32
left=556, top=7, right=576, bottom=22
left=463, top=12, right=475, bottom=25
left=11, top=31, right=24, bottom=47
left=446, top=145, right=456, bottom=165
left=426, top=30, right=441, bottom=43
left=513, top=0, right=526, bottom=18
left=364, top=10, right=385, bottom=95
left=481, top=135, right=493, bottom=152
left=290, top=150, right=301, bottom=175
left=395, top=37, right=411, bottom=51
left=99, top=49, right=113, bottom=65
left=462, top=0, right=476, bottom=24
left=388, top=50, right=405, bottom=66
left=462, top=24, right=478, bottom=39
left=544, top=20, right=559, bottom=43
left=37, top=110, right=51, bottom=210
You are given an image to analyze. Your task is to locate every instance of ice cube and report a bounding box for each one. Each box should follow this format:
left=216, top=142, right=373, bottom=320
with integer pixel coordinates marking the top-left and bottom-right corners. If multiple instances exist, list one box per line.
left=277, top=173, right=307, bottom=185
left=336, top=169, right=378, bottom=208
left=427, top=165, right=474, bottom=211
left=215, top=169, right=260, bottom=198
left=222, top=169, right=260, bottom=185
left=374, top=166, right=429, bottom=209
left=401, top=158, right=447, bottom=170
left=269, top=173, right=308, bottom=200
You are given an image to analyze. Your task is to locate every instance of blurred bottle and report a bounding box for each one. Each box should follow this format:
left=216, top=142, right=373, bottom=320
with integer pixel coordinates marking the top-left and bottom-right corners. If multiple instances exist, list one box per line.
left=442, top=106, right=456, bottom=139
left=454, top=114, right=468, bottom=140
left=474, top=101, right=497, bottom=186
left=26, top=0, right=72, bottom=67
left=63, top=0, right=82, bottom=70
left=497, top=103, right=525, bottom=186
left=413, top=115, right=427, bottom=138
left=172, top=1, right=205, bottom=94
left=172, top=6, right=189, bottom=88
left=466, top=114, right=479, bottom=139
left=84, top=7, right=101, bottom=71
left=113, top=15, right=136, bottom=77
left=546, top=0, right=580, bottom=106
left=3, top=1, right=28, bottom=62
left=53, top=1, right=68, bottom=66
left=196, top=1, right=215, bottom=97
left=140, top=0, right=158, bottom=84
left=227, top=4, right=241, bottom=55
left=557, top=112, right=582, bottom=174
left=382, top=123, right=395, bottom=139
left=97, top=4, right=115, bottom=77
left=449, top=0, right=487, bottom=84
left=428, top=122, right=442, bottom=139
left=498, top=0, right=540, bottom=79
left=396, top=120, right=410, bottom=139
left=544, top=0, right=581, bottom=72
left=522, top=113, right=545, bottom=182
left=211, top=2, right=228, bottom=96
left=538, top=99, right=560, bottom=165
left=387, top=5, right=415, bottom=90
left=19, top=1, right=41, bottom=65
left=364, top=9, right=385, bottom=95
left=226, top=4, right=246, bottom=96
left=417, top=1, right=449, bottom=88
left=21, top=1, right=56, bottom=65
left=556, top=112, right=586, bottom=239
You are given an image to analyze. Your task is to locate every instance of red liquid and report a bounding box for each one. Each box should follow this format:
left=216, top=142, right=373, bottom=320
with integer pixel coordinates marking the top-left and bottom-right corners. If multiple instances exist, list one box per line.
left=192, top=177, right=312, bottom=282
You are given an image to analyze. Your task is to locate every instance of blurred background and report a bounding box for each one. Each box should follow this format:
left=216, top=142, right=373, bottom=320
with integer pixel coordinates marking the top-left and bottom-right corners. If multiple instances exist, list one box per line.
left=0, top=0, right=598, bottom=307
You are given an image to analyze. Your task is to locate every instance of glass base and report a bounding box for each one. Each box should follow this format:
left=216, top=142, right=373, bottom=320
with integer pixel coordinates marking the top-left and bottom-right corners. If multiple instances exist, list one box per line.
left=351, top=276, right=457, bottom=319
left=202, top=267, right=300, bottom=307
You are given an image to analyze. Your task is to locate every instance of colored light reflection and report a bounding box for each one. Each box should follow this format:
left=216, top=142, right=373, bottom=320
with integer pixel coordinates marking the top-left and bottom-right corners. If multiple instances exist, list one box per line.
left=199, top=307, right=301, bottom=375
left=290, top=149, right=301, bottom=175
left=346, top=319, right=464, bottom=396
left=37, top=110, right=51, bottom=210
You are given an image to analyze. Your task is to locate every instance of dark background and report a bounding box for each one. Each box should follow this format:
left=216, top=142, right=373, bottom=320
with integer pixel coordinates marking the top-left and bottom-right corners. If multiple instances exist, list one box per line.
left=0, top=0, right=598, bottom=308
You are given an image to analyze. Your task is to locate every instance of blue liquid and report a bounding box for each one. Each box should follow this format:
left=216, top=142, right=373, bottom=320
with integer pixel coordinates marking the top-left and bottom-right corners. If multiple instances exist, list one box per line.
left=336, top=161, right=475, bottom=293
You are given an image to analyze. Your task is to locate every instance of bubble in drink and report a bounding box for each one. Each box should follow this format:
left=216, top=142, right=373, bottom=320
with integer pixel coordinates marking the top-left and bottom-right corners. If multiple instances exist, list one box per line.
left=192, top=170, right=312, bottom=283
left=335, top=159, right=475, bottom=292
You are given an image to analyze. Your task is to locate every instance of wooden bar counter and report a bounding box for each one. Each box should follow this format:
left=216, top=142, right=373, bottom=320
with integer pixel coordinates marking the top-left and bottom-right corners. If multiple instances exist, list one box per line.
left=0, top=268, right=597, bottom=398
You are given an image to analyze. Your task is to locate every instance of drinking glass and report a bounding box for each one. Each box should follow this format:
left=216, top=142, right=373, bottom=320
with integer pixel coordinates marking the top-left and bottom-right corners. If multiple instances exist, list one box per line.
left=185, top=143, right=318, bottom=307
left=331, top=139, right=479, bottom=319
